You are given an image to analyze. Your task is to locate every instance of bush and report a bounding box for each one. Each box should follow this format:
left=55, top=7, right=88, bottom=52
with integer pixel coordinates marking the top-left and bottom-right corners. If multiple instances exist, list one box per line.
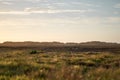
left=30, top=50, right=37, bottom=54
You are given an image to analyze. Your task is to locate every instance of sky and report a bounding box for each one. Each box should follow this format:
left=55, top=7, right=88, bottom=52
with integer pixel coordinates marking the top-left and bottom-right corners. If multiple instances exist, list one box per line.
left=0, top=0, right=120, bottom=43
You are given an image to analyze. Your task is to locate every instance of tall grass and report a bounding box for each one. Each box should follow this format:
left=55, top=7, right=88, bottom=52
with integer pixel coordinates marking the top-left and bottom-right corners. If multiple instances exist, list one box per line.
left=0, top=50, right=119, bottom=80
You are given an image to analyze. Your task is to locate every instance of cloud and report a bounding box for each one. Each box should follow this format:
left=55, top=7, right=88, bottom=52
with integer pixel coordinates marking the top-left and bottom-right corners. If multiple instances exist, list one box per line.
left=0, top=8, right=94, bottom=15
left=71, top=2, right=100, bottom=7
left=0, top=0, right=47, bottom=2
left=0, top=11, right=30, bottom=15
left=114, top=3, right=120, bottom=8
left=0, top=1, right=13, bottom=5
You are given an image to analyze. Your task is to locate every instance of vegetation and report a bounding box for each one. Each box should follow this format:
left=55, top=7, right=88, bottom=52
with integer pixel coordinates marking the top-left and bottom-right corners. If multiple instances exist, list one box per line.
left=0, top=41, right=120, bottom=80
left=30, top=50, right=38, bottom=54
left=0, top=49, right=120, bottom=80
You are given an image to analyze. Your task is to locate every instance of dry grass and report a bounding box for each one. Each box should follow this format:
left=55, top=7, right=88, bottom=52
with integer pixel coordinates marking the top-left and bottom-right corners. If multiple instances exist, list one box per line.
left=0, top=49, right=120, bottom=80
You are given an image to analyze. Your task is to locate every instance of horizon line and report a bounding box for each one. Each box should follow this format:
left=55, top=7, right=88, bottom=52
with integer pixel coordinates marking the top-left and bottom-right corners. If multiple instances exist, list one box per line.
left=0, top=41, right=119, bottom=44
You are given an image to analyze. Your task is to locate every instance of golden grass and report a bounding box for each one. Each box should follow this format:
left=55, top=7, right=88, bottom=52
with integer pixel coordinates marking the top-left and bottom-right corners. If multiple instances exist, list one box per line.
left=0, top=50, right=119, bottom=80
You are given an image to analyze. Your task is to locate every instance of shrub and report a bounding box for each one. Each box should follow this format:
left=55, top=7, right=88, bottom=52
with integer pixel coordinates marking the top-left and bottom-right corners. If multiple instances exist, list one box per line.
left=30, top=50, right=37, bottom=54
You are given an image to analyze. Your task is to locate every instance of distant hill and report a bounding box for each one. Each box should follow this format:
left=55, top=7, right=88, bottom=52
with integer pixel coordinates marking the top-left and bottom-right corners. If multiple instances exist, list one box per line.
left=0, top=41, right=64, bottom=47
left=0, top=41, right=119, bottom=48
left=0, top=41, right=120, bottom=52
left=79, top=41, right=120, bottom=48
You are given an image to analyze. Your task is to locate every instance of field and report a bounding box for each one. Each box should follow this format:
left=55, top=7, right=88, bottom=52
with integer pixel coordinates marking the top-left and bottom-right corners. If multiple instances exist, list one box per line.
left=0, top=48, right=120, bottom=80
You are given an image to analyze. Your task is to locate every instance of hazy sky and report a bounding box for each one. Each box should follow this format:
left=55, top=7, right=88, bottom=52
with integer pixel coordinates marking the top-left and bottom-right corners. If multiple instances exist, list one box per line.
left=0, top=0, right=120, bottom=43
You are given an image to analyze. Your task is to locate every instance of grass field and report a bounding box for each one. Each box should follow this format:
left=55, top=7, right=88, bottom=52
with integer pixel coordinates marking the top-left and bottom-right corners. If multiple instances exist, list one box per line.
left=0, top=49, right=120, bottom=80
